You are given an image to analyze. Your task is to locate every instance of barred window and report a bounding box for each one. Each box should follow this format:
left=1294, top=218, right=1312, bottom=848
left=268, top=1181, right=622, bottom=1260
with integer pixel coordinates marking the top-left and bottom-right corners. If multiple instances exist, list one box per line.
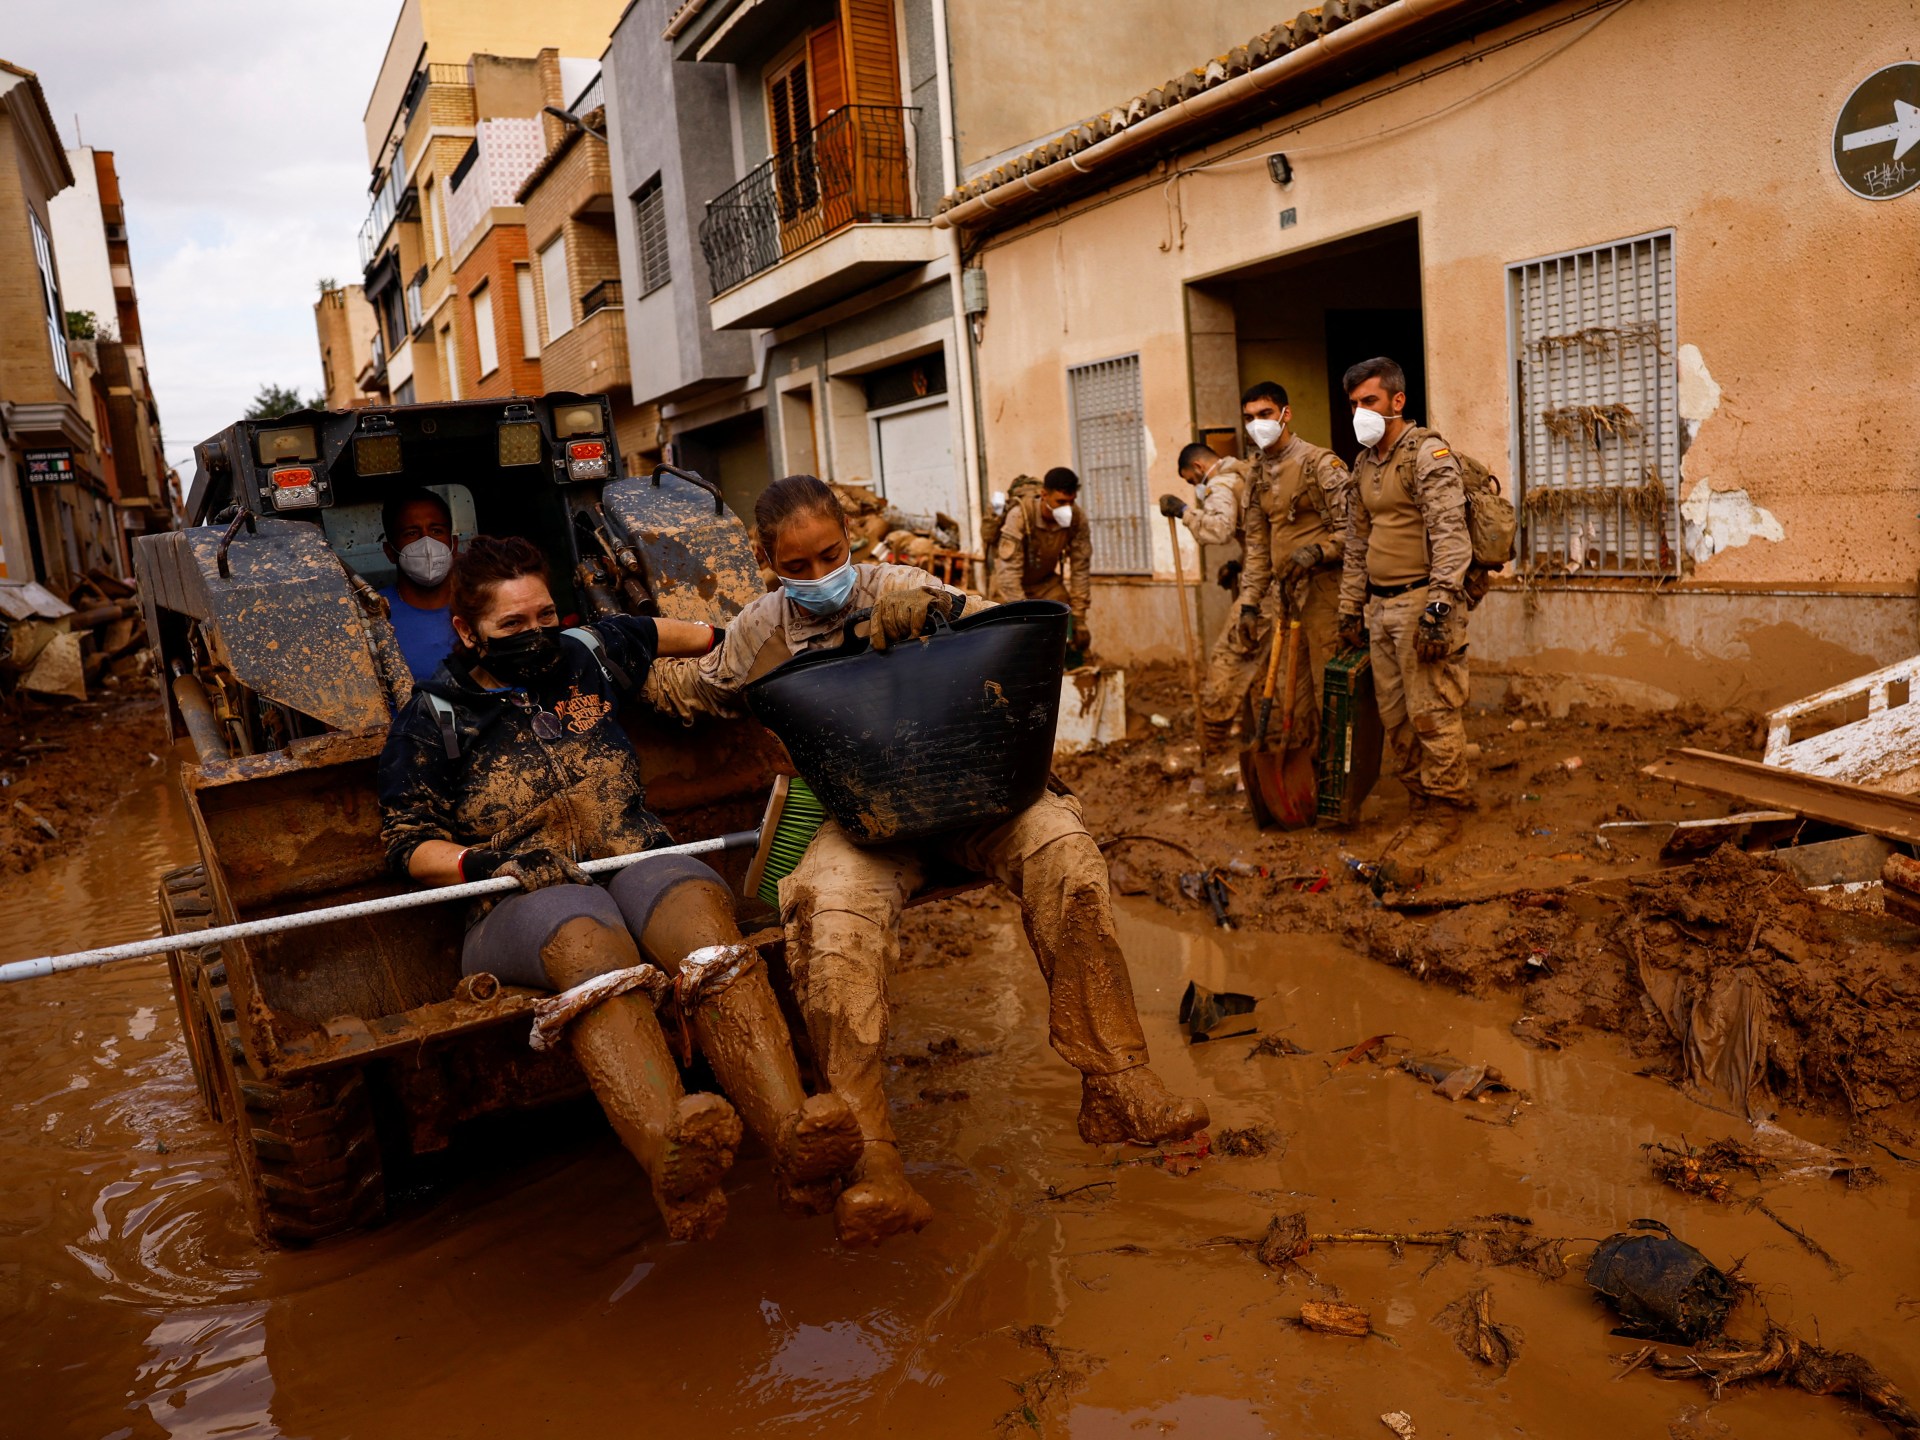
left=634, top=175, right=671, bottom=296
left=1067, top=354, right=1151, bottom=575
left=1508, top=230, right=1680, bottom=576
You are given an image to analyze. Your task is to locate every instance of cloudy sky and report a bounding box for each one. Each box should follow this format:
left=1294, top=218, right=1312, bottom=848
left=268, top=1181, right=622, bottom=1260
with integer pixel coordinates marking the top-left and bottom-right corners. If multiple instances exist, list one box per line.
left=7, top=0, right=398, bottom=468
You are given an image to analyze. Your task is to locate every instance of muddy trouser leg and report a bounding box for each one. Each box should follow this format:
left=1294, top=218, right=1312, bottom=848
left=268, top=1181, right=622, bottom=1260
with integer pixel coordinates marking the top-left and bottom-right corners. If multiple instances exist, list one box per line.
left=1402, top=605, right=1474, bottom=807
left=1200, top=611, right=1269, bottom=750
left=463, top=884, right=740, bottom=1241
left=1366, top=592, right=1424, bottom=802
left=610, top=857, right=860, bottom=1211
left=945, top=791, right=1208, bottom=1145
left=780, top=823, right=932, bottom=1243
left=1285, top=570, right=1342, bottom=754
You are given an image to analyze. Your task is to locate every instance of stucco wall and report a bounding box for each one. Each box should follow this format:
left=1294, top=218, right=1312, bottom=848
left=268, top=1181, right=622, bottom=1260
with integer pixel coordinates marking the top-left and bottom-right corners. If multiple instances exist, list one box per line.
left=968, top=0, right=1920, bottom=703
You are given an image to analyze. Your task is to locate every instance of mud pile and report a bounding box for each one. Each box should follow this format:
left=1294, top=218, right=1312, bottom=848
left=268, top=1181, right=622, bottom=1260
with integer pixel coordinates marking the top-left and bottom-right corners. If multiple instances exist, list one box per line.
left=0, top=689, right=166, bottom=875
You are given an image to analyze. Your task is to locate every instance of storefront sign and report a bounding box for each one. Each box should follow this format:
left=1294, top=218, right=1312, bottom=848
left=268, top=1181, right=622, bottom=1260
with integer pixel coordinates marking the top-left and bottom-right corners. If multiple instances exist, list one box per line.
left=23, top=448, right=75, bottom=484
left=1834, top=62, right=1920, bottom=201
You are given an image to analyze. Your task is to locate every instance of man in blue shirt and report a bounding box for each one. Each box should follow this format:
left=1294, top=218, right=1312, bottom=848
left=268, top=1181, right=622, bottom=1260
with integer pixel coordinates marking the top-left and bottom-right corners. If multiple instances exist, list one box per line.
left=377, top=487, right=460, bottom=682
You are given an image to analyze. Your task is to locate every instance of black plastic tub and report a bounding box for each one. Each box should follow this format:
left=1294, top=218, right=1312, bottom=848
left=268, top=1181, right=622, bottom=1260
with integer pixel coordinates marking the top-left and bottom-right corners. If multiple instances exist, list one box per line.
left=745, top=599, right=1069, bottom=845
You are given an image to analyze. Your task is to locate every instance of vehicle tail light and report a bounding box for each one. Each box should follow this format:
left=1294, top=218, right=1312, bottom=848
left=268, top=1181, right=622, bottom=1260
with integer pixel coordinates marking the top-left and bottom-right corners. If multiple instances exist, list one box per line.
left=270, top=465, right=319, bottom=509
left=566, top=438, right=609, bottom=481
left=568, top=441, right=606, bottom=461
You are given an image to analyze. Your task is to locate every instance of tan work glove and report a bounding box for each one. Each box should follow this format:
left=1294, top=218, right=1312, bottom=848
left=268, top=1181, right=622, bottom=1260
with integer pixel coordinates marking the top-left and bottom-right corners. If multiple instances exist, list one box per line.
left=465, top=845, right=591, bottom=891
left=870, top=586, right=958, bottom=652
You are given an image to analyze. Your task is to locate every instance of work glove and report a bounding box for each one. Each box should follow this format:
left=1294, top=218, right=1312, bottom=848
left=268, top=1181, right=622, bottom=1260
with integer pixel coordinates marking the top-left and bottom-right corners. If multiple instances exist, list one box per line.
left=1216, top=558, right=1242, bottom=593
left=1337, top=611, right=1368, bottom=655
left=1158, top=493, right=1188, bottom=519
left=1281, top=542, right=1323, bottom=582
left=870, top=585, right=958, bottom=652
left=1071, top=616, right=1093, bottom=655
left=1234, top=604, right=1263, bottom=648
left=464, top=845, right=591, bottom=891
left=1414, top=602, right=1453, bottom=664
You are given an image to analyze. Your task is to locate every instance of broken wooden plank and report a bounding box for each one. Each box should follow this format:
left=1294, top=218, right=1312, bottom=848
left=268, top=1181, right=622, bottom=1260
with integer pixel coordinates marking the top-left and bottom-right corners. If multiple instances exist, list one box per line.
left=1659, top=810, right=1802, bottom=861
left=1764, top=655, right=1920, bottom=794
left=1643, top=749, right=1920, bottom=846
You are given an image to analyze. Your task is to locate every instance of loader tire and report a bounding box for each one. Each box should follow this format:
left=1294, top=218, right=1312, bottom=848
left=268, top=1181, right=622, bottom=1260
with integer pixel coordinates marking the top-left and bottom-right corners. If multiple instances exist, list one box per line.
left=158, top=863, right=387, bottom=1246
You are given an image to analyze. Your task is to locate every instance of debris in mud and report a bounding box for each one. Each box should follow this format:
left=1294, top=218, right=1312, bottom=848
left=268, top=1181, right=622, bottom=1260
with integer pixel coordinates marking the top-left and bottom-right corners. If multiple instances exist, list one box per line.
left=1437, top=1286, right=1521, bottom=1372
left=1400, top=1056, right=1518, bottom=1103
left=1296, top=1300, right=1373, bottom=1338
left=1585, top=1223, right=1736, bottom=1344
left=1178, top=981, right=1256, bottom=1041
left=1379, top=1413, right=1417, bottom=1439
left=1625, top=1324, right=1920, bottom=1439
left=1178, top=868, right=1236, bottom=928
left=1251, top=1211, right=1567, bottom=1281
left=996, top=1325, right=1097, bottom=1437
left=917, top=1086, right=970, bottom=1103
left=1216, top=1125, right=1283, bottom=1158
left=1246, top=1034, right=1311, bottom=1058
left=1109, top=1133, right=1210, bottom=1176
left=1043, top=1180, right=1115, bottom=1204
left=894, top=1035, right=991, bottom=1068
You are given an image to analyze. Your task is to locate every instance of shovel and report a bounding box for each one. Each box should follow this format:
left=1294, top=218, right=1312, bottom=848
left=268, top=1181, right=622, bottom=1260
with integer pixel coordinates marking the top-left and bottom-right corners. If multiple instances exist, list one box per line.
left=1241, top=613, right=1318, bottom=830
left=1167, top=514, right=1208, bottom=767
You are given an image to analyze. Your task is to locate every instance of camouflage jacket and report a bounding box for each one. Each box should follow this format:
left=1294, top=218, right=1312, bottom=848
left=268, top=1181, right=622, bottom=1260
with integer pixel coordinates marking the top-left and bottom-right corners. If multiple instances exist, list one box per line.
left=1239, top=435, right=1350, bottom=611
left=990, top=497, right=1091, bottom=617
left=1180, top=457, right=1251, bottom=548
left=1338, top=422, right=1471, bottom=612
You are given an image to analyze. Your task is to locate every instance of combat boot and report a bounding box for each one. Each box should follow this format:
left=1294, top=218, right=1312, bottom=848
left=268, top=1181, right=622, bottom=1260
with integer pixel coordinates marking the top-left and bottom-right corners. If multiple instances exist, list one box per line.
left=1077, top=1064, right=1210, bottom=1146
left=1377, top=801, right=1468, bottom=889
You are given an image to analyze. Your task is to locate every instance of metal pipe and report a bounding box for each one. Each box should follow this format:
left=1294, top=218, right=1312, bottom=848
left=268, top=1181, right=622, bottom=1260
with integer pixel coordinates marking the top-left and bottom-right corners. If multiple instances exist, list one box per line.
left=934, top=0, right=1494, bottom=232
left=170, top=673, right=231, bottom=763
left=0, top=830, right=762, bottom=986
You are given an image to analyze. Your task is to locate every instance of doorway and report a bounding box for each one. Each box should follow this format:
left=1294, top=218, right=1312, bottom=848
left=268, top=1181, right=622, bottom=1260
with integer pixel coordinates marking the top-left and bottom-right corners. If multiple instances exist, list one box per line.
left=673, top=410, right=771, bottom=526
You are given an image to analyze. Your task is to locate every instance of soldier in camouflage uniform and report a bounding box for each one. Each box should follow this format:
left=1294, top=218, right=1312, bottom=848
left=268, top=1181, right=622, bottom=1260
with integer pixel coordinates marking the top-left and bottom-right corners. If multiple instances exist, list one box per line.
left=1335, top=357, right=1474, bottom=872
left=1159, top=440, right=1253, bottom=750
left=1233, top=382, right=1350, bottom=760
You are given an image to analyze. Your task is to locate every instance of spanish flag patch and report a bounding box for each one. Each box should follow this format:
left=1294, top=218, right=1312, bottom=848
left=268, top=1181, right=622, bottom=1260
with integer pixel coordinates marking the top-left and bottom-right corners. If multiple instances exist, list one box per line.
left=1431, top=447, right=1451, bottom=458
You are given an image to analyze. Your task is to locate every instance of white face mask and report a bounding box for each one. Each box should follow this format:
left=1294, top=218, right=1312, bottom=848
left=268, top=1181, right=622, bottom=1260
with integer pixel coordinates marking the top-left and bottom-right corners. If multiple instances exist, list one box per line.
left=1352, top=408, right=1390, bottom=449
left=1246, top=417, right=1284, bottom=450
left=1192, top=480, right=1211, bottom=502
left=1051, top=504, right=1074, bottom=529
left=397, top=535, right=453, bottom=587
left=990, top=489, right=1007, bottom=516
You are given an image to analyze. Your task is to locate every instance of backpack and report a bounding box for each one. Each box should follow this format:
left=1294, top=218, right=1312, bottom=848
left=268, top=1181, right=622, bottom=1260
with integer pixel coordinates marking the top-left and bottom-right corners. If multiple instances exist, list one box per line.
left=1405, top=428, right=1516, bottom=584
left=981, top=473, right=1044, bottom=555
left=425, top=626, right=627, bottom=760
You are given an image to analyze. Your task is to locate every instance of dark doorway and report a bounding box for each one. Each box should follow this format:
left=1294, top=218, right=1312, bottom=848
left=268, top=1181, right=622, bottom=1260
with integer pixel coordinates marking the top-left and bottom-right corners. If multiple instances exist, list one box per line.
left=1323, top=307, right=1426, bottom=469
left=672, top=409, right=771, bottom=525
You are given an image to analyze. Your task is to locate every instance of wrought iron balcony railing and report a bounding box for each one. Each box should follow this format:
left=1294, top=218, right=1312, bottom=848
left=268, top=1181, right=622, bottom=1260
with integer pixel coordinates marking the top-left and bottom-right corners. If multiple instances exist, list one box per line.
left=700, top=105, right=918, bottom=296
left=580, top=277, right=623, bottom=318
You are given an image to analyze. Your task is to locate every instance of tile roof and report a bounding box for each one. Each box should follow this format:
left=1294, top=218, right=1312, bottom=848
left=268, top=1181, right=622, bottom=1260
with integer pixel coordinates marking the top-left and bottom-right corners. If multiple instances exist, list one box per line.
left=936, top=0, right=1399, bottom=218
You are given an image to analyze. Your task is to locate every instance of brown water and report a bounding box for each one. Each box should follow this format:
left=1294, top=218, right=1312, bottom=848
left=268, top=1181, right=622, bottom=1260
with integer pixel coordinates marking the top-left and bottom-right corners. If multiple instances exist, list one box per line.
left=2, top=764, right=1916, bottom=1438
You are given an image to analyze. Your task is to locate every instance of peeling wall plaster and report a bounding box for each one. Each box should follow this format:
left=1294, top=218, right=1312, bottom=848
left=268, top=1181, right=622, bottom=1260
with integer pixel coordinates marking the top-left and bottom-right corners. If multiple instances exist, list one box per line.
left=1677, top=342, right=1723, bottom=446
left=1682, top=477, right=1783, bottom=562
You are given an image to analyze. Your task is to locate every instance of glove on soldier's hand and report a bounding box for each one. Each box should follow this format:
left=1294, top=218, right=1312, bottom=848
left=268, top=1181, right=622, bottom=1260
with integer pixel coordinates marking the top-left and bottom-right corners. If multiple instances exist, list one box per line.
left=1071, top=617, right=1093, bottom=655
left=1414, top=604, right=1452, bottom=664
left=1234, top=604, right=1263, bottom=648
left=1282, top=542, right=1323, bottom=581
left=870, top=585, right=958, bottom=652
left=466, top=846, right=591, bottom=891
left=1337, top=612, right=1367, bottom=655
left=1158, top=494, right=1188, bottom=519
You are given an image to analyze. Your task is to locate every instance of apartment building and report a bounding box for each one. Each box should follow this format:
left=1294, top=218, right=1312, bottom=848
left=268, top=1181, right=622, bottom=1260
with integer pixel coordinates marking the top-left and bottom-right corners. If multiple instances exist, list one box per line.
left=934, top=0, right=1920, bottom=710
left=352, top=0, right=625, bottom=406
left=49, top=145, right=177, bottom=561
left=517, top=67, right=661, bottom=472
left=604, top=0, right=969, bottom=529
left=314, top=283, right=381, bottom=410
left=0, top=60, right=119, bottom=593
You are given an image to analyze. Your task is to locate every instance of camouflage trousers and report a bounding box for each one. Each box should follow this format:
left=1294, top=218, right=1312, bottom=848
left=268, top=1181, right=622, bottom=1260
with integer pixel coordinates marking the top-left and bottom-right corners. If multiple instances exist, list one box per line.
left=1363, top=588, right=1473, bottom=807
left=1200, top=568, right=1341, bottom=750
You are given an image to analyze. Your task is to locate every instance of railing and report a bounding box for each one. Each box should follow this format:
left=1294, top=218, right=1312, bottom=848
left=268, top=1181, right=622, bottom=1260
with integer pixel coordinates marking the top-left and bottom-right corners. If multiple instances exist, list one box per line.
left=580, top=277, right=623, bottom=318
left=358, top=159, right=411, bottom=269
left=699, top=105, right=917, bottom=295
left=570, top=72, right=604, bottom=117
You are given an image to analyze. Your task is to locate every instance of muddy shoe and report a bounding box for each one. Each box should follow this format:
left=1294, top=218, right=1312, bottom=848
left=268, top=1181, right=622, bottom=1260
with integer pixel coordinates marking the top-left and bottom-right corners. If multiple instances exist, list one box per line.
left=834, top=1142, right=934, bottom=1246
left=1376, top=808, right=1465, bottom=889
left=774, top=1094, right=863, bottom=1216
left=653, top=1092, right=742, bottom=1242
left=1078, top=1065, right=1210, bottom=1146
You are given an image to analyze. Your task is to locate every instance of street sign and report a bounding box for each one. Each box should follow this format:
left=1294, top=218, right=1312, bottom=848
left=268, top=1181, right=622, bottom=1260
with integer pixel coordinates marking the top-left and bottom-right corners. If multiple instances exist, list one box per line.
left=1833, top=62, right=1920, bottom=201
left=23, top=448, right=75, bottom=484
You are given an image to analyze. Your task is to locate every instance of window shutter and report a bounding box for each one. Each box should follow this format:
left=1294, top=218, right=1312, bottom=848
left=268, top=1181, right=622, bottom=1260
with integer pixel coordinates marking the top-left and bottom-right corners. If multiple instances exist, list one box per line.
left=809, top=21, right=846, bottom=117
left=841, top=0, right=900, bottom=107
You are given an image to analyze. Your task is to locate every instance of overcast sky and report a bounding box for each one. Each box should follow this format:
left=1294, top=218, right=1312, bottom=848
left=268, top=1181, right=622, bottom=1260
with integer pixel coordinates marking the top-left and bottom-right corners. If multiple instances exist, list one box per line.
left=6, top=0, right=398, bottom=468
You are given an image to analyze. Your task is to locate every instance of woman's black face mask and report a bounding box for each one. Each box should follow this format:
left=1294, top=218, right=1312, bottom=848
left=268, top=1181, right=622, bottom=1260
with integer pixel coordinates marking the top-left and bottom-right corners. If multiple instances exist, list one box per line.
left=480, top=625, right=565, bottom=686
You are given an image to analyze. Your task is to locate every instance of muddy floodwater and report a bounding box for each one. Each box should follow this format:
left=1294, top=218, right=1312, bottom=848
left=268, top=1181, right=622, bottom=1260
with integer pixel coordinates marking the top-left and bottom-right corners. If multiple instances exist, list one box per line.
left=3, top=757, right=1916, bottom=1438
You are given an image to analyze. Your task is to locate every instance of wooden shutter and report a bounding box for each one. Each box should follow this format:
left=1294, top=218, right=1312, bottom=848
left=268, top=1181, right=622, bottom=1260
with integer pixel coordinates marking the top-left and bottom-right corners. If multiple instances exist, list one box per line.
left=840, top=0, right=901, bottom=106
left=809, top=21, right=846, bottom=118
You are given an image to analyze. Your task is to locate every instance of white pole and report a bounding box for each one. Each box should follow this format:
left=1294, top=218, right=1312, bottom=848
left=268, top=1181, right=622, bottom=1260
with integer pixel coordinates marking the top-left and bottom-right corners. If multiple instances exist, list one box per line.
left=0, top=830, right=761, bottom=987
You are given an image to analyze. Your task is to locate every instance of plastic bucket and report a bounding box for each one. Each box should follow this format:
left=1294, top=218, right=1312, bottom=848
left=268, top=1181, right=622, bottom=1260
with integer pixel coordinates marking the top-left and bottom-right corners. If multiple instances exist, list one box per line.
left=745, top=600, right=1070, bottom=845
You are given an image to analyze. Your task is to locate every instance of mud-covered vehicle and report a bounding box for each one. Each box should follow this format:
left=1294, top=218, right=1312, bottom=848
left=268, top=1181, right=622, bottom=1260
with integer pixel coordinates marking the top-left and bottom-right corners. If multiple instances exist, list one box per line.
left=136, top=394, right=784, bottom=1243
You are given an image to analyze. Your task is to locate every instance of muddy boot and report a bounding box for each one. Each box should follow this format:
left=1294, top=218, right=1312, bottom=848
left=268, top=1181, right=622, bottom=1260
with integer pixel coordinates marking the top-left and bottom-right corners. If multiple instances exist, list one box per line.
left=1380, top=803, right=1467, bottom=888
left=543, top=918, right=741, bottom=1241
left=836, top=1140, right=935, bottom=1246
left=1199, top=719, right=1235, bottom=756
left=639, top=882, right=862, bottom=1217
left=1077, top=1063, right=1210, bottom=1146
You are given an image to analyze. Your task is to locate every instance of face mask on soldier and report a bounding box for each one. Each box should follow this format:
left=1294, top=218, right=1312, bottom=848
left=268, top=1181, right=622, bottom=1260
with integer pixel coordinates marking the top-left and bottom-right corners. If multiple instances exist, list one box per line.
left=1051, top=504, right=1074, bottom=529
left=1246, top=417, right=1283, bottom=450
left=1352, top=407, right=1389, bottom=449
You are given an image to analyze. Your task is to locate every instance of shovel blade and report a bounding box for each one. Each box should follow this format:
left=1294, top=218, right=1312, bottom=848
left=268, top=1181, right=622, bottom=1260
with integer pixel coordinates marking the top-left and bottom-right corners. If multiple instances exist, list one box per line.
left=1242, top=743, right=1317, bottom=830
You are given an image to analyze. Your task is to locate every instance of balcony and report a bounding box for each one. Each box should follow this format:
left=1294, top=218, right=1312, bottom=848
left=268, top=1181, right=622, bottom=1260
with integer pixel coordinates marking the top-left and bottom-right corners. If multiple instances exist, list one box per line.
left=541, top=282, right=629, bottom=396
left=700, top=105, right=939, bottom=330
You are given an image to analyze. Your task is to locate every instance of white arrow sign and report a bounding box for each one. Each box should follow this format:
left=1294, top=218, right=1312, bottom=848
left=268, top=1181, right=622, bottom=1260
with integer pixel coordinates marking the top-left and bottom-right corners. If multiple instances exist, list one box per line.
left=1842, top=97, right=1920, bottom=161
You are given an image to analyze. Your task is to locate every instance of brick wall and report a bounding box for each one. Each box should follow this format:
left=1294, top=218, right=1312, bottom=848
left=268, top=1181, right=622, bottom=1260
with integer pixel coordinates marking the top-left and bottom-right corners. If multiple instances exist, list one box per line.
left=452, top=224, right=542, bottom=399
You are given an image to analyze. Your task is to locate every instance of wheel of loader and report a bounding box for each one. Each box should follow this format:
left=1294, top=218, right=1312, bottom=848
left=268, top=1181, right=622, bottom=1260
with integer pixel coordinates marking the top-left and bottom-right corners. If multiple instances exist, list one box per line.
left=158, top=863, right=387, bottom=1245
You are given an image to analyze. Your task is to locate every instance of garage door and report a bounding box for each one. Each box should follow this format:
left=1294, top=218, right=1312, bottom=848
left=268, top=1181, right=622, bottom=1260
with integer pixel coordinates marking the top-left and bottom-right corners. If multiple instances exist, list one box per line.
left=872, top=399, right=957, bottom=521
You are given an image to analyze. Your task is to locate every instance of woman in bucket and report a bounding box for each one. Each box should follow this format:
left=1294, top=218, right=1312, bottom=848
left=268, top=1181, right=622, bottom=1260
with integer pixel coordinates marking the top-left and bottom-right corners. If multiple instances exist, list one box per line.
left=377, top=535, right=861, bottom=1240
left=647, top=474, right=1209, bottom=1247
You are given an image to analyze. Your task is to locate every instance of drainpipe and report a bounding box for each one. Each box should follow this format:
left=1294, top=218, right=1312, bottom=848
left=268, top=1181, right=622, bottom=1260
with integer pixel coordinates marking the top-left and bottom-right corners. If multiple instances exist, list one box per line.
left=929, top=0, right=987, bottom=562
left=934, top=0, right=1495, bottom=232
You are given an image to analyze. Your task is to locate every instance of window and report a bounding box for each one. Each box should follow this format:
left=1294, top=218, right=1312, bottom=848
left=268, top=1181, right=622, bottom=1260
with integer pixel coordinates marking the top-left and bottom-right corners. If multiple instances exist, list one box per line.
left=439, top=324, right=461, bottom=401
left=1508, top=230, right=1679, bottom=576
left=29, top=209, right=71, bottom=389
left=540, top=236, right=572, bottom=341
left=404, top=272, right=425, bottom=333
left=515, top=265, right=540, bottom=359
left=1068, top=354, right=1151, bottom=574
left=634, top=176, right=671, bottom=295
left=424, top=179, right=442, bottom=261
left=472, top=282, right=498, bottom=377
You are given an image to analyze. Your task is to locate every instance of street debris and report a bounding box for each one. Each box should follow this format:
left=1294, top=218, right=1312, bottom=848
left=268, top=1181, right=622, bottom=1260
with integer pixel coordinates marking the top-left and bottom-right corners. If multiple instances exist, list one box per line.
left=1246, top=1034, right=1311, bottom=1059
left=1624, top=1325, right=1920, bottom=1439
left=1251, top=1211, right=1566, bottom=1281
left=995, top=1325, right=1095, bottom=1437
left=1295, top=1300, right=1372, bottom=1338
left=1437, top=1286, right=1521, bottom=1372
left=1177, top=981, right=1255, bottom=1041
left=1399, top=1056, right=1518, bottom=1103
left=1215, top=1125, right=1282, bottom=1158
left=1379, top=1413, right=1417, bottom=1439
left=1585, top=1223, right=1736, bottom=1344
